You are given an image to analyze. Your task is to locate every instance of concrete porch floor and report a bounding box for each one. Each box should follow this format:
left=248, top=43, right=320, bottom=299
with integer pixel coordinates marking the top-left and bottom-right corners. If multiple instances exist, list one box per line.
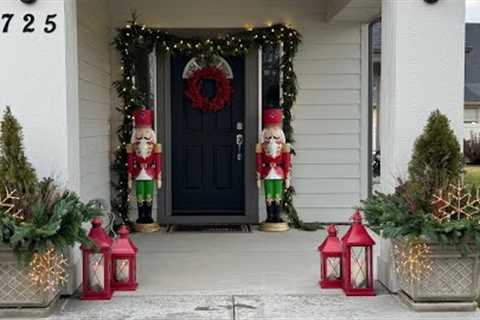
left=45, top=229, right=479, bottom=319
left=121, top=229, right=327, bottom=296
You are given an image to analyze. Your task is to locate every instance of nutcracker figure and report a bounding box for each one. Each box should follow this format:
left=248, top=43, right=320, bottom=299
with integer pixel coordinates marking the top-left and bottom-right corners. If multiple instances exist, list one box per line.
left=127, top=107, right=162, bottom=232
left=256, top=108, right=292, bottom=232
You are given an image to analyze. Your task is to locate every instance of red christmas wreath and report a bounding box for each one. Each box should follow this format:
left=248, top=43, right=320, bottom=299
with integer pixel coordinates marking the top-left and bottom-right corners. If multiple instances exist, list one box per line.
left=185, top=66, right=232, bottom=112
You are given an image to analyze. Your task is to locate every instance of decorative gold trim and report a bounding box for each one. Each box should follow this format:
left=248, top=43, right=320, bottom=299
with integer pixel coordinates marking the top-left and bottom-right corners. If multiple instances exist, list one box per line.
left=154, top=144, right=162, bottom=153
left=126, top=144, right=133, bottom=153
left=135, top=223, right=161, bottom=233
left=283, top=143, right=291, bottom=152
left=256, top=144, right=263, bottom=153
left=259, top=222, right=289, bottom=232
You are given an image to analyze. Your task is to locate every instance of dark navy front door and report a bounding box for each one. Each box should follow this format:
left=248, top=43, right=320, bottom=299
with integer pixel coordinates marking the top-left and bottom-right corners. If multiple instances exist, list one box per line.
left=171, top=55, right=245, bottom=216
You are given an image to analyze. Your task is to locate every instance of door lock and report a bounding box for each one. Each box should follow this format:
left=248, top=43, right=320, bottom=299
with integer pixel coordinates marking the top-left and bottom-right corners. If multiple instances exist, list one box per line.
left=236, top=134, right=244, bottom=161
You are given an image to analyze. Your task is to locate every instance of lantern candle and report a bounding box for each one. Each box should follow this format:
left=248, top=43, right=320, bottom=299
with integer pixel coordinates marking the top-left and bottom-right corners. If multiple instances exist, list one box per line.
left=115, top=259, right=130, bottom=283
left=88, top=254, right=105, bottom=292
left=350, top=247, right=368, bottom=288
left=326, top=257, right=341, bottom=281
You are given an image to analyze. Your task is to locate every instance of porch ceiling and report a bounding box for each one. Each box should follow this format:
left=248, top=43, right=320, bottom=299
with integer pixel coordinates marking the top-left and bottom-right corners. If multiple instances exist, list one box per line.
left=326, top=0, right=381, bottom=22
left=106, top=0, right=381, bottom=29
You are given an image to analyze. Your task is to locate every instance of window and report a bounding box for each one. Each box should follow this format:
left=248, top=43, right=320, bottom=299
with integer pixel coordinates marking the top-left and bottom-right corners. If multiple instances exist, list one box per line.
left=262, top=45, right=281, bottom=108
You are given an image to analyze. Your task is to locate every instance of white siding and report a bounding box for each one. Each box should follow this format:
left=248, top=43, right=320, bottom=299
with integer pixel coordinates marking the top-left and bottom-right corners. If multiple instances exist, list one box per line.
left=78, top=0, right=112, bottom=204
left=109, top=0, right=366, bottom=222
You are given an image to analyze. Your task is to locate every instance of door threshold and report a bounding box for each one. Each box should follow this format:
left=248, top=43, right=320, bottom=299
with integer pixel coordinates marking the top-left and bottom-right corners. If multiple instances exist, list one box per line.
left=166, top=224, right=252, bottom=233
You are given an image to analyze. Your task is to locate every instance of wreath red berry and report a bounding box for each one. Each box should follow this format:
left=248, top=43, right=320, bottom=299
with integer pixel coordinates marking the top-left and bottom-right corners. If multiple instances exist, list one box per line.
left=185, top=66, right=232, bottom=112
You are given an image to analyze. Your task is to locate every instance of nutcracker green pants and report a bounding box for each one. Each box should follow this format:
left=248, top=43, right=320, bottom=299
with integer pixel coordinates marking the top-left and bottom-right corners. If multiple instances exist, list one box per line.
left=135, top=180, right=154, bottom=203
left=264, top=179, right=284, bottom=202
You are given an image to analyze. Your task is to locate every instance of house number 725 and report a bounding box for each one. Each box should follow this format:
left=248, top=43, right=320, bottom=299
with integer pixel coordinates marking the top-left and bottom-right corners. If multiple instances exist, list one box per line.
left=1, top=13, right=57, bottom=33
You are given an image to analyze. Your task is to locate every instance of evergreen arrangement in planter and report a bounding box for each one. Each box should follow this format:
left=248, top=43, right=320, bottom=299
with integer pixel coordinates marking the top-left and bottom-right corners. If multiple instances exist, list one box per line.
left=362, top=110, right=480, bottom=311
left=0, top=107, right=101, bottom=308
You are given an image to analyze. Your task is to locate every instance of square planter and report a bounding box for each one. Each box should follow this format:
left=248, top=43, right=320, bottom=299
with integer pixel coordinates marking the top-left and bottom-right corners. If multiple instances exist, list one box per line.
left=393, top=240, right=479, bottom=311
left=0, top=246, right=60, bottom=308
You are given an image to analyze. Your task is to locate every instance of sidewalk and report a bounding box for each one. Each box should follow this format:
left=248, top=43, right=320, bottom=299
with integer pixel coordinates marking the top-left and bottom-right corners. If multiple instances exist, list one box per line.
left=48, top=293, right=479, bottom=320
left=36, top=230, right=480, bottom=319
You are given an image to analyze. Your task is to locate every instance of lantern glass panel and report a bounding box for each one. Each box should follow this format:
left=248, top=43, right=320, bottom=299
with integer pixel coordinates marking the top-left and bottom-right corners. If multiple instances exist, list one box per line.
left=326, top=257, right=341, bottom=280
left=350, top=246, right=368, bottom=288
left=115, top=259, right=130, bottom=283
left=88, top=253, right=105, bottom=292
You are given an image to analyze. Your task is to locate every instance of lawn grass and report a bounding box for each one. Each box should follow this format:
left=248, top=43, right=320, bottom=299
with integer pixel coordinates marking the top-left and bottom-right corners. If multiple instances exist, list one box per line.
left=464, top=165, right=480, bottom=188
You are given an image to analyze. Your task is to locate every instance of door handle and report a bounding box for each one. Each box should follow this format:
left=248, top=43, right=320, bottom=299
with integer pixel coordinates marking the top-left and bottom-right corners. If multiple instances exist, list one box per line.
left=236, top=134, right=244, bottom=161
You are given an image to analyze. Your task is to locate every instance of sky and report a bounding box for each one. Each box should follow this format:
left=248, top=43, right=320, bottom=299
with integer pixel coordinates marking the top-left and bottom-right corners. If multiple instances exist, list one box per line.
left=467, top=0, right=480, bottom=22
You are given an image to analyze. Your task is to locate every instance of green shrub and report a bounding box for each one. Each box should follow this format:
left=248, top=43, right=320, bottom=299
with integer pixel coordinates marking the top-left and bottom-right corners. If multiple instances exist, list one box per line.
left=362, top=110, right=480, bottom=251
left=408, top=110, right=462, bottom=196
left=0, top=108, right=101, bottom=262
left=0, top=107, right=37, bottom=203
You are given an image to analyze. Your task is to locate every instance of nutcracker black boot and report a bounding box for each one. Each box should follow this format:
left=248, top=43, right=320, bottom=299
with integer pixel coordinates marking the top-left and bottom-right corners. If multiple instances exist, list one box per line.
left=273, top=201, right=284, bottom=223
left=144, top=201, right=154, bottom=224
left=266, top=203, right=275, bottom=223
left=136, top=202, right=145, bottom=224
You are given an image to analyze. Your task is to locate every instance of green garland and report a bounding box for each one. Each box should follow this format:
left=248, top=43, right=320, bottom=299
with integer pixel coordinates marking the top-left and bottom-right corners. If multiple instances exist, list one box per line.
left=112, top=16, right=320, bottom=230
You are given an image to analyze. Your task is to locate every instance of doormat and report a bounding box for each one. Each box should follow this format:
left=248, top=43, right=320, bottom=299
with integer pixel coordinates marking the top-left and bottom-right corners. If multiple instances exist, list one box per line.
left=166, top=224, right=252, bottom=233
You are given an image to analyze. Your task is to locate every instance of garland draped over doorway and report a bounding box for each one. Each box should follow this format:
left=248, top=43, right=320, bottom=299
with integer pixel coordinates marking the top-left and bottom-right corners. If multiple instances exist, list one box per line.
left=112, top=16, right=320, bottom=230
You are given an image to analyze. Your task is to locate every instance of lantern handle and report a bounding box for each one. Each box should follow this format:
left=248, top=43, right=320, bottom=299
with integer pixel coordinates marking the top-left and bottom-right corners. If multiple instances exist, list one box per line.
left=351, top=209, right=362, bottom=224
left=118, top=225, right=130, bottom=238
left=327, top=224, right=337, bottom=236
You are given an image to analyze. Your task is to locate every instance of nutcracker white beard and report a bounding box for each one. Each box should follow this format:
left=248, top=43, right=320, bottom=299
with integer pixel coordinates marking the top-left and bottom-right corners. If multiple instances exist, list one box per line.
left=265, top=140, right=281, bottom=157
left=131, top=128, right=156, bottom=158
left=262, top=127, right=285, bottom=157
left=137, top=140, right=151, bottom=157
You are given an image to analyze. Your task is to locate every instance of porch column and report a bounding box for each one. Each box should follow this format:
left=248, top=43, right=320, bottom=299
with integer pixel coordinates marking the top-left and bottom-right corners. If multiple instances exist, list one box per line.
left=0, top=0, right=80, bottom=291
left=378, top=0, right=465, bottom=291
left=0, top=0, right=80, bottom=190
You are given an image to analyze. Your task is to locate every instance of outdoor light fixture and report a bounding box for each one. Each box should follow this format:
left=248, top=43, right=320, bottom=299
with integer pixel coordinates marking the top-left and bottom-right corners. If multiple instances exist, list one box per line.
left=318, top=225, right=343, bottom=289
left=81, top=217, right=114, bottom=300
left=424, top=0, right=439, bottom=4
left=341, top=210, right=376, bottom=296
left=20, top=0, right=37, bottom=4
left=111, top=225, right=138, bottom=291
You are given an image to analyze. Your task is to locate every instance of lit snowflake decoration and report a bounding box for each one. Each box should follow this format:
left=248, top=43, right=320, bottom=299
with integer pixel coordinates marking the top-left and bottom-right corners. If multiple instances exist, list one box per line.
left=0, top=188, right=23, bottom=220
left=393, top=241, right=432, bottom=284
left=431, top=182, right=480, bottom=223
left=29, top=248, right=68, bottom=293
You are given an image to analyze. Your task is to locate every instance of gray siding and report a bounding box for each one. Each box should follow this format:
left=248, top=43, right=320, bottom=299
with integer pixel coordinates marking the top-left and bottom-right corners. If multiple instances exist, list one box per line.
left=78, top=0, right=112, bottom=204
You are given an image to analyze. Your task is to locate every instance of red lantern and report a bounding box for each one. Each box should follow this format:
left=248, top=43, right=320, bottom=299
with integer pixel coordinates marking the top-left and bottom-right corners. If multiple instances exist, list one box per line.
left=341, top=210, right=375, bottom=296
left=111, top=225, right=138, bottom=291
left=318, top=224, right=343, bottom=288
left=80, top=217, right=113, bottom=300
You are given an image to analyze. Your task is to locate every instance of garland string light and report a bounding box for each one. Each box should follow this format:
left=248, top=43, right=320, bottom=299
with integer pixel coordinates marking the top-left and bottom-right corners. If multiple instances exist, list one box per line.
left=113, top=15, right=321, bottom=230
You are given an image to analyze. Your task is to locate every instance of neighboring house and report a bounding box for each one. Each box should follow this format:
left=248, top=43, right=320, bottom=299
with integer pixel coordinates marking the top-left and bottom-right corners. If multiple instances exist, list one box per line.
left=0, top=0, right=466, bottom=292
left=465, top=23, right=480, bottom=139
